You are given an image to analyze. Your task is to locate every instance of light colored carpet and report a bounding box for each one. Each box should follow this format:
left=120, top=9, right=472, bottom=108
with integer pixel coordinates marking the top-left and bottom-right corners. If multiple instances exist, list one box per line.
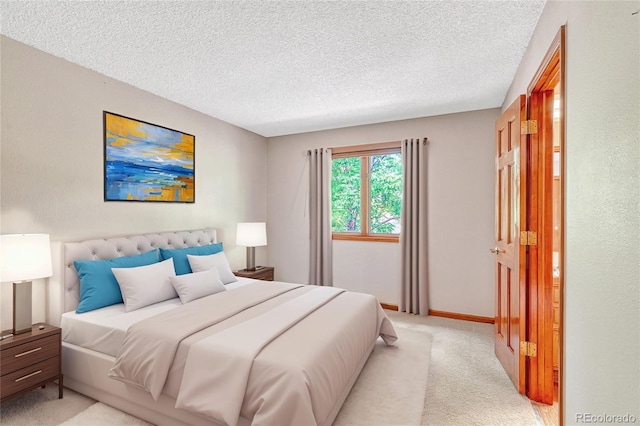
left=333, top=323, right=432, bottom=425
left=59, top=402, right=151, bottom=426
left=0, top=311, right=539, bottom=426
left=409, top=313, right=539, bottom=426
left=0, top=385, right=94, bottom=426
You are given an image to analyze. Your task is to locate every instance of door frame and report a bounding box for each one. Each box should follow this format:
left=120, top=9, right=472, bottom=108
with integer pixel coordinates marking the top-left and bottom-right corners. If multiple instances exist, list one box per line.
left=525, top=26, right=565, bottom=413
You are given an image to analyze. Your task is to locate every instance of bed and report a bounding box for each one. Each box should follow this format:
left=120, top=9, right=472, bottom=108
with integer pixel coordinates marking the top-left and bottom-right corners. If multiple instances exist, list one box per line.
left=59, top=229, right=397, bottom=425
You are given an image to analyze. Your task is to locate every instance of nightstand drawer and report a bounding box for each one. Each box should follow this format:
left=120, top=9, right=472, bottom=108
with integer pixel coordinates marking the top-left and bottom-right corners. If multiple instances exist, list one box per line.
left=0, top=356, right=60, bottom=398
left=1, top=335, right=59, bottom=374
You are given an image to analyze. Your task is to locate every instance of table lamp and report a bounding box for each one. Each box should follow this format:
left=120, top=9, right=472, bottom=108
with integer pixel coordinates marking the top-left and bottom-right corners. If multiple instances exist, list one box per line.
left=236, top=223, right=267, bottom=271
left=0, top=234, right=53, bottom=334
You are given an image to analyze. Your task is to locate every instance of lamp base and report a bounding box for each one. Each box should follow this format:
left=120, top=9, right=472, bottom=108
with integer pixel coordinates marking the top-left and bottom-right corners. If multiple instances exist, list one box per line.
left=245, top=246, right=256, bottom=271
left=13, top=280, right=32, bottom=335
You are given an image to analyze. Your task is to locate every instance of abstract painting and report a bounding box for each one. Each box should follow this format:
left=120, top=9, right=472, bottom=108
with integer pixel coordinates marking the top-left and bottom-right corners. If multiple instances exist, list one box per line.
left=104, top=112, right=195, bottom=203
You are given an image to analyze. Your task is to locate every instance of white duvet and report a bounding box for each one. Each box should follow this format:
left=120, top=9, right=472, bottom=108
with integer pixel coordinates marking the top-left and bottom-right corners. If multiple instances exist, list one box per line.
left=107, top=281, right=397, bottom=425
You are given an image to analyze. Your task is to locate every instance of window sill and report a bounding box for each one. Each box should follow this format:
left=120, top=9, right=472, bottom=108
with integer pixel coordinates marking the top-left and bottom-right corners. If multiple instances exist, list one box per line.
left=332, top=234, right=399, bottom=243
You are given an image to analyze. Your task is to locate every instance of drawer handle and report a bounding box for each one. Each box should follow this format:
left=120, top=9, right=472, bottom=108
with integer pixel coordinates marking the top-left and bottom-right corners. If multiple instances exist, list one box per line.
left=15, top=347, right=42, bottom=358
left=15, top=370, right=42, bottom=382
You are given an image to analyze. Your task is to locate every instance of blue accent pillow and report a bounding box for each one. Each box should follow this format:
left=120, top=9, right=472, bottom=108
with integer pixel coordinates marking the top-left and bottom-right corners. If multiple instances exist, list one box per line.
left=159, top=243, right=224, bottom=275
left=74, top=250, right=160, bottom=313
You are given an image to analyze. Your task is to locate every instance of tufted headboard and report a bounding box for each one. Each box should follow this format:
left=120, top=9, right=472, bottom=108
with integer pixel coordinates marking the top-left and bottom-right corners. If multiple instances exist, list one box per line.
left=62, top=229, right=217, bottom=314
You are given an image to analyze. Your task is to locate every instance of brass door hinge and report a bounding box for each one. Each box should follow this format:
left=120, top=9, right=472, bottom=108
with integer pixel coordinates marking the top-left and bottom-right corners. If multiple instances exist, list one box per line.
left=521, top=120, right=538, bottom=135
left=520, top=231, right=537, bottom=246
left=520, top=341, right=537, bottom=357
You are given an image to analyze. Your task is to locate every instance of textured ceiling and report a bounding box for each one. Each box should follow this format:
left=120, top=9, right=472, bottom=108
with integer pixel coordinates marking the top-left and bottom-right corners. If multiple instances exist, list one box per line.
left=0, top=1, right=545, bottom=137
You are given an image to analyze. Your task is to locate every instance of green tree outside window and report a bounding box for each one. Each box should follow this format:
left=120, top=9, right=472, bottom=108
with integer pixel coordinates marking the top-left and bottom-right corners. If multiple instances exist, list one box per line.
left=331, top=153, right=402, bottom=236
left=331, top=157, right=361, bottom=232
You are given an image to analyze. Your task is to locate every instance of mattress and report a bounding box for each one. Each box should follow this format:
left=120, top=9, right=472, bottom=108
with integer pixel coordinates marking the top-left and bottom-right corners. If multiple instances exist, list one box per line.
left=61, top=277, right=255, bottom=357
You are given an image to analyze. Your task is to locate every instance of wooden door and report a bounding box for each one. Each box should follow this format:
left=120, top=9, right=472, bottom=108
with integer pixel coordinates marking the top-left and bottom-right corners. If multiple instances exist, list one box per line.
left=494, top=95, right=527, bottom=393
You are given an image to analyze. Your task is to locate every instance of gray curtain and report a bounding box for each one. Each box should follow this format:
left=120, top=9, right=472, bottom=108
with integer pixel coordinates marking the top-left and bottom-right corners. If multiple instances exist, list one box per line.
left=400, top=138, right=428, bottom=314
left=309, top=148, right=333, bottom=286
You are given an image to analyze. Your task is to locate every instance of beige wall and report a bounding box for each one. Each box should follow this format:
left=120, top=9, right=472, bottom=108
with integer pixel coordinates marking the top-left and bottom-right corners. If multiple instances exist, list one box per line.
left=267, top=108, right=499, bottom=316
left=0, top=37, right=269, bottom=329
left=503, top=1, right=639, bottom=422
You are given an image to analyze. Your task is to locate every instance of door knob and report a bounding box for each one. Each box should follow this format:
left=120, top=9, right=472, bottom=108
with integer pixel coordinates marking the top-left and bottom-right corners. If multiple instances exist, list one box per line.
left=490, top=247, right=505, bottom=254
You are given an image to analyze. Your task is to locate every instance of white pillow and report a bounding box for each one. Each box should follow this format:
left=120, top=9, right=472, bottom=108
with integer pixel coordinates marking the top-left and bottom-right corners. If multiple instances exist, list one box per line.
left=112, top=258, right=177, bottom=312
left=169, top=268, right=226, bottom=304
left=187, top=252, right=238, bottom=284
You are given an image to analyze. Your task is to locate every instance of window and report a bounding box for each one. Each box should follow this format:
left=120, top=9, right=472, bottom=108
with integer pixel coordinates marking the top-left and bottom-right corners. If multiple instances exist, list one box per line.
left=331, top=142, right=402, bottom=242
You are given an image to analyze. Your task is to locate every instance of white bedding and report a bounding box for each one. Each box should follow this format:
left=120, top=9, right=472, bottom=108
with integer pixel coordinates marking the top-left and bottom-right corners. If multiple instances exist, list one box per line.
left=108, top=280, right=397, bottom=425
left=61, top=277, right=255, bottom=356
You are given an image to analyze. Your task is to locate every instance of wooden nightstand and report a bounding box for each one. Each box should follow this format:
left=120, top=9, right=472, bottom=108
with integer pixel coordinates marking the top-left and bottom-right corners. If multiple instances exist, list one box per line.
left=234, top=266, right=275, bottom=281
left=0, top=323, right=63, bottom=402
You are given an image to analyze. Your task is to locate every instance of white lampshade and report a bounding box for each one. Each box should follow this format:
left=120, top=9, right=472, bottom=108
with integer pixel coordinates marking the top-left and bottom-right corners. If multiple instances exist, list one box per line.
left=0, top=234, right=53, bottom=282
left=236, top=223, right=267, bottom=247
